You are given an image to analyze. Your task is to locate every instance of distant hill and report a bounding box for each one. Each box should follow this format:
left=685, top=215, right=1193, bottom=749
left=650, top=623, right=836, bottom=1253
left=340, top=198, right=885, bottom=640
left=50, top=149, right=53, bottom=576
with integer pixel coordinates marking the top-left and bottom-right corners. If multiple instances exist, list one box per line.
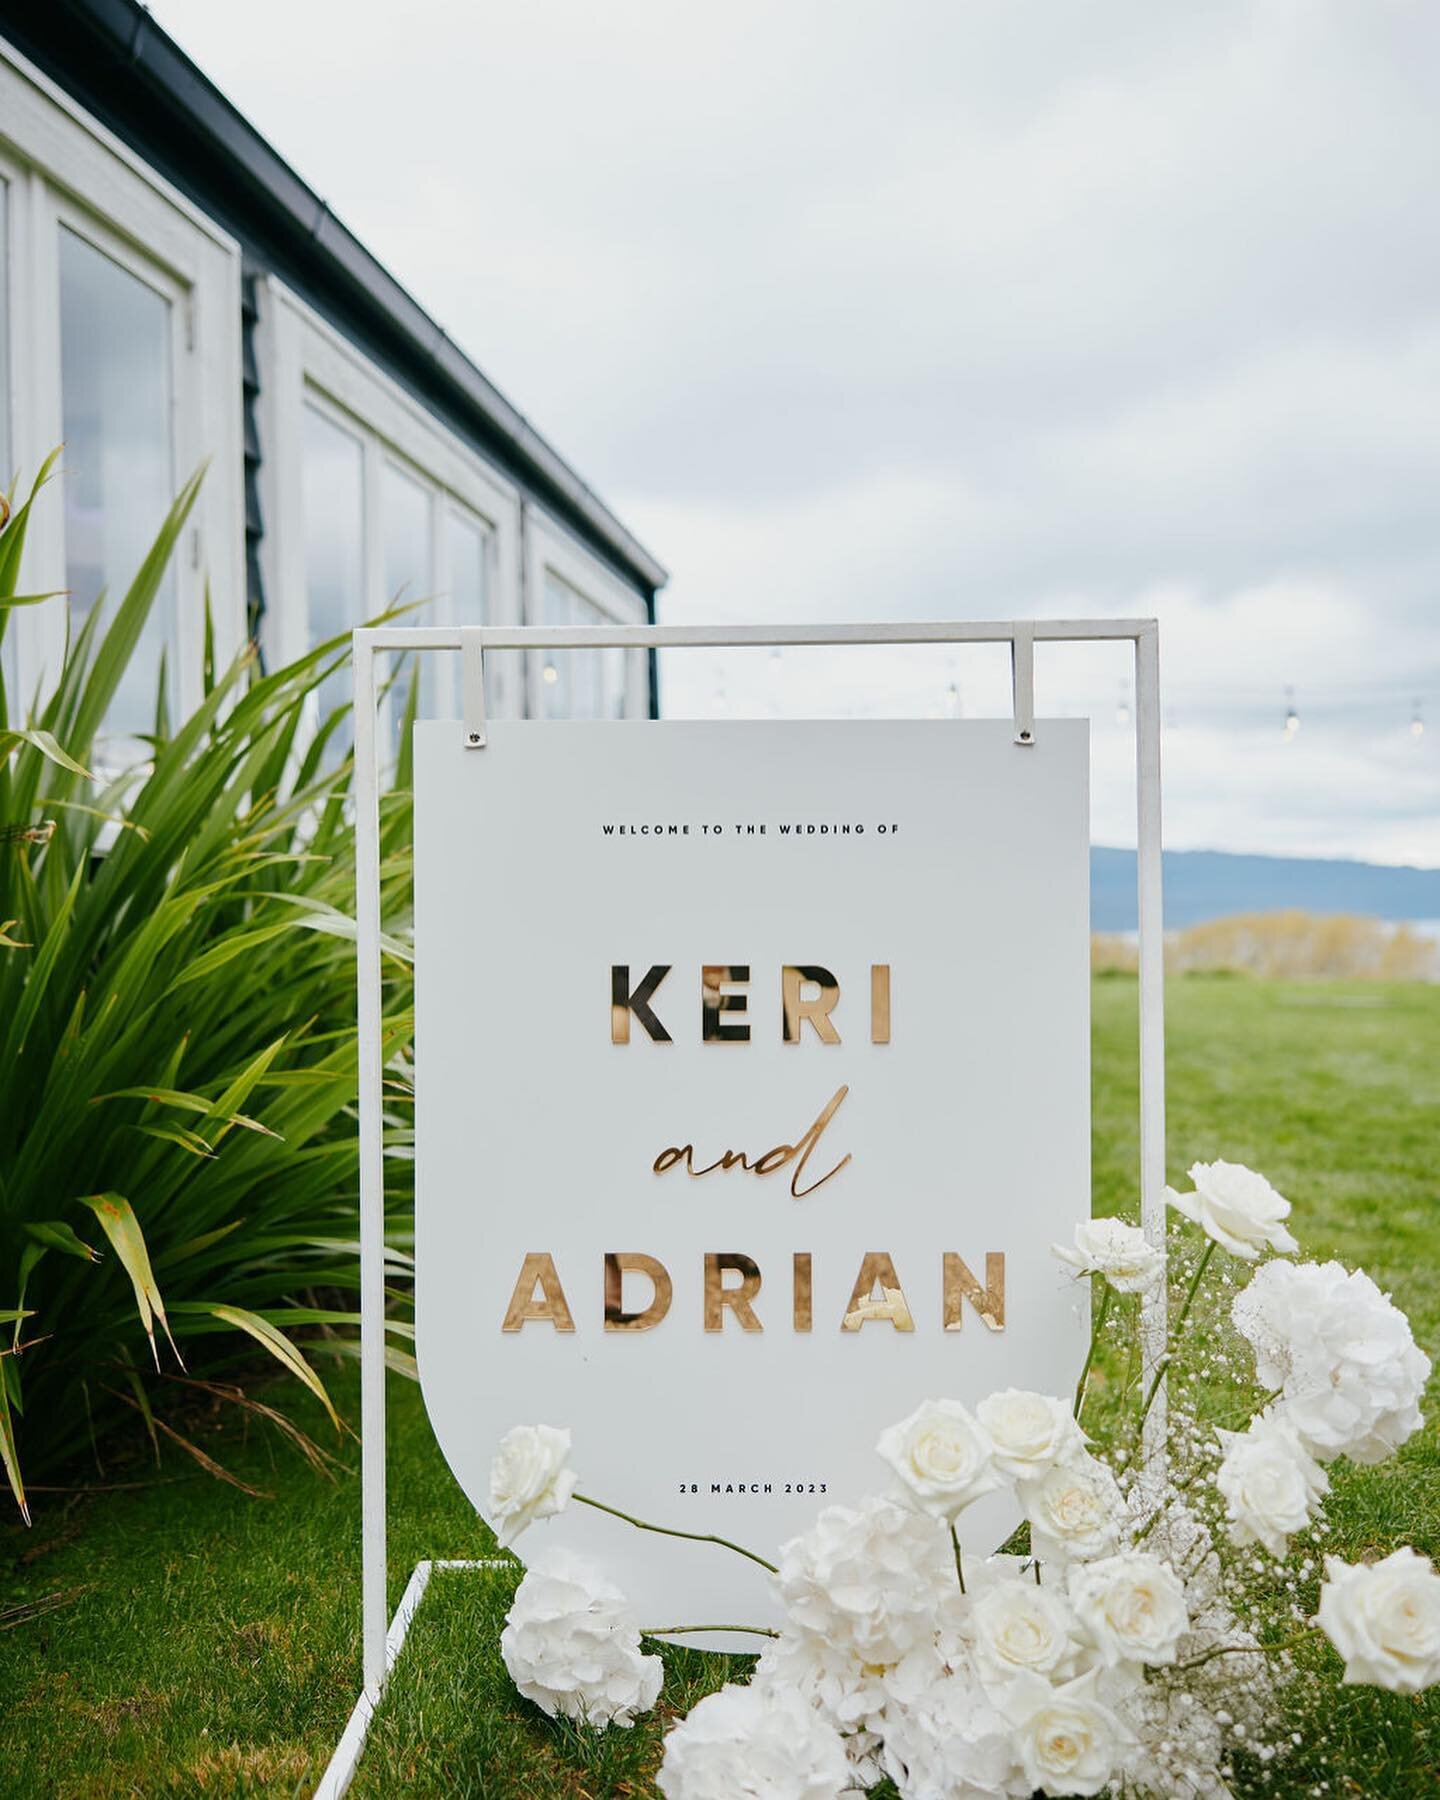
left=1092, top=847, right=1440, bottom=932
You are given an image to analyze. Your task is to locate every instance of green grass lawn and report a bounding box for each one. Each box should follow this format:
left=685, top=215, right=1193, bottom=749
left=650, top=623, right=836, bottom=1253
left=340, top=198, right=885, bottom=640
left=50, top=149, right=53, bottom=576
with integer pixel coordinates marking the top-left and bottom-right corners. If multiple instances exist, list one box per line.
left=3, top=975, right=1437, bottom=1797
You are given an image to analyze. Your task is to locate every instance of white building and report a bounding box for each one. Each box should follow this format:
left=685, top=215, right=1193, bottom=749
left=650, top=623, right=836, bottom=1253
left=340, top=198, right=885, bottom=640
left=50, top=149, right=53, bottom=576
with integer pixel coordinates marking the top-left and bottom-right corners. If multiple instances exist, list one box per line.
left=0, top=2, right=666, bottom=742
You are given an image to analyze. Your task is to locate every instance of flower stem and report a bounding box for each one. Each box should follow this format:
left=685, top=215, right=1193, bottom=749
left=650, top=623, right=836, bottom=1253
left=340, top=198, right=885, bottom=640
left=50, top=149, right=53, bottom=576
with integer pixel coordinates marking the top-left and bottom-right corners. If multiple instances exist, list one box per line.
left=642, top=1623, right=779, bottom=1639
left=1169, top=1630, right=1313, bottom=1674
left=1135, top=1237, right=1217, bottom=1441
left=950, top=1522, right=966, bottom=1595
left=575, top=1493, right=779, bottom=1574
left=1073, top=1279, right=1114, bottom=1422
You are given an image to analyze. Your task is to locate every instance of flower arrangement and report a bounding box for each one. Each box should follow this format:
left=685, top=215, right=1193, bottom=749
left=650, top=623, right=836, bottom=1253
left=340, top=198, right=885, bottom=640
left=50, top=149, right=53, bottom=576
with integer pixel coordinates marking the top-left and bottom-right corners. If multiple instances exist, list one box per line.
left=485, top=1161, right=1435, bottom=1797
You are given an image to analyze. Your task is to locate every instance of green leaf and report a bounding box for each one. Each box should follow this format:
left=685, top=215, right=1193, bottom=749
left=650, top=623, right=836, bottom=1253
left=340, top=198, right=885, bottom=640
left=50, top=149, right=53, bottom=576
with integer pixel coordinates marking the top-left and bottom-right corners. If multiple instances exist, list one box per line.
left=174, top=1302, right=340, bottom=1431
left=76, top=1194, right=181, bottom=1372
left=0, top=1373, right=28, bottom=1524
left=23, top=1219, right=100, bottom=1262
left=131, top=1122, right=216, bottom=1159
left=0, top=590, right=65, bottom=609
left=0, top=727, right=92, bottom=780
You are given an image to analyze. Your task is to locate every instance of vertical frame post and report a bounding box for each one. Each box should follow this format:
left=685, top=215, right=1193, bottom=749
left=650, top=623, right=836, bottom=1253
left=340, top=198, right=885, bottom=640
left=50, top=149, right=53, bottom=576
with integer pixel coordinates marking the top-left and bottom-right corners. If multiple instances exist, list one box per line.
left=1134, top=621, right=1168, bottom=1474
left=353, top=634, right=389, bottom=1692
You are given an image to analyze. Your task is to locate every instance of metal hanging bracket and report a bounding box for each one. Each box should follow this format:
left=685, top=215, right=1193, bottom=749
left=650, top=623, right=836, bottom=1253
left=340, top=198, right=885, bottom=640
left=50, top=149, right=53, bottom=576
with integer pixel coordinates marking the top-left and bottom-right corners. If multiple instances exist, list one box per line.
left=1011, top=622, right=1035, bottom=746
left=461, top=627, right=487, bottom=748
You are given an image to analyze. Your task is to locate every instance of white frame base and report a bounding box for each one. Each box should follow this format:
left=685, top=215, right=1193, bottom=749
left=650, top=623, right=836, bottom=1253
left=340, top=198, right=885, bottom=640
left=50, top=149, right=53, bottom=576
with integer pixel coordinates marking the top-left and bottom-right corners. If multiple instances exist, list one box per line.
left=338, top=619, right=1166, bottom=1794
left=315, top=1559, right=505, bottom=1800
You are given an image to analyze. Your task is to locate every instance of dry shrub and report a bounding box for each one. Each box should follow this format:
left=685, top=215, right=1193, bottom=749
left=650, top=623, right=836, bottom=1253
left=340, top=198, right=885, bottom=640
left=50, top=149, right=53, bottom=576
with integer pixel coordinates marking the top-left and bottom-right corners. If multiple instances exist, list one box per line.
left=1091, top=911, right=1437, bottom=981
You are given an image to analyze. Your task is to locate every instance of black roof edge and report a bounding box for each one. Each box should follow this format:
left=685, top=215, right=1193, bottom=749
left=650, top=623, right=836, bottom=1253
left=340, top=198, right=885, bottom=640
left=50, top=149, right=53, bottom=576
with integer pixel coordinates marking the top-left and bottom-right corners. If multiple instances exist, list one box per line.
left=1, top=0, right=667, bottom=600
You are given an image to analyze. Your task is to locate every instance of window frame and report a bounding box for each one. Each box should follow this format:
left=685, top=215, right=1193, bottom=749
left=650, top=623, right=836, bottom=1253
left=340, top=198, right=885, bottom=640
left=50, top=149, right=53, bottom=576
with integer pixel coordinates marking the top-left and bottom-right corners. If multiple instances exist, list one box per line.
left=258, top=278, right=518, bottom=721
left=0, top=41, right=245, bottom=725
left=524, top=508, right=650, bottom=720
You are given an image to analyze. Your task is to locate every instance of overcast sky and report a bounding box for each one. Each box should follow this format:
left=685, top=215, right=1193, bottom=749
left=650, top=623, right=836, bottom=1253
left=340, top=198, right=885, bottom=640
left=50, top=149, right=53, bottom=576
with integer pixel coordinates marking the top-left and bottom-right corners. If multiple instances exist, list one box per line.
left=156, top=0, right=1439, bottom=865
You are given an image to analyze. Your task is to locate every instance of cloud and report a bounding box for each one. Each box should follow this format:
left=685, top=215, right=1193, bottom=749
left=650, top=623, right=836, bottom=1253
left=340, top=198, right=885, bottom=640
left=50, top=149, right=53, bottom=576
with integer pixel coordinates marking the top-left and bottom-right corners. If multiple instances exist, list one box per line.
left=154, top=0, right=1440, bottom=866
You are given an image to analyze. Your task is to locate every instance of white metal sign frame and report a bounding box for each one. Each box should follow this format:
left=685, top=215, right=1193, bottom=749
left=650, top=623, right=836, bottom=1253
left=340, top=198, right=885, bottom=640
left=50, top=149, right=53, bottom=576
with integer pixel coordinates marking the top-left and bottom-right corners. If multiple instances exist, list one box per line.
left=325, top=618, right=1166, bottom=1794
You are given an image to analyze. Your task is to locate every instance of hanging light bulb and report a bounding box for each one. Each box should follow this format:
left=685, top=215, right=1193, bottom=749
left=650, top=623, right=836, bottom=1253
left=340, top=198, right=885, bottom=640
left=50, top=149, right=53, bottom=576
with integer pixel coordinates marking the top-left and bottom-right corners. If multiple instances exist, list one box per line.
left=1412, top=698, right=1425, bottom=739
left=1283, top=686, right=1300, bottom=739
left=1116, top=682, right=1131, bottom=728
left=542, top=663, right=559, bottom=686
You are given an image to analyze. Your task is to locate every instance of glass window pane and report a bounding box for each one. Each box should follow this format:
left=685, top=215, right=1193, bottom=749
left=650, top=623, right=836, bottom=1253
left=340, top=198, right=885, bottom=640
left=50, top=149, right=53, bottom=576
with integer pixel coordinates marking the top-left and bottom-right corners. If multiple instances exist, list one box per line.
left=59, top=226, right=174, bottom=750
left=0, top=179, right=13, bottom=712
left=542, top=573, right=608, bottom=720
left=439, top=506, right=492, bottom=719
left=302, top=402, right=364, bottom=749
left=447, top=509, right=488, bottom=627
left=0, top=178, right=10, bottom=491
left=383, top=461, right=433, bottom=723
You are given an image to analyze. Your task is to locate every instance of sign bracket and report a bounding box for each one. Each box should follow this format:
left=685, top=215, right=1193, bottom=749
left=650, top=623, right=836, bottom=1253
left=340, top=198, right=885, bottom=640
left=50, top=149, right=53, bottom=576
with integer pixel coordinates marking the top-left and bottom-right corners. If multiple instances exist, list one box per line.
left=461, top=627, right=487, bottom=748
left=340, top=618, right=1167, bottom=1793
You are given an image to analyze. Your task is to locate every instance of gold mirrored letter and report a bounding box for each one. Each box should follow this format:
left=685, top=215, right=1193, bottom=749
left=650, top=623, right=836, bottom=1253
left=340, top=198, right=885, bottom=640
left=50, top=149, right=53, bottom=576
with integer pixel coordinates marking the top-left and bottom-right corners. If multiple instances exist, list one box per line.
left=704, top=1252, right=763, bottom=1331
left=612, top=965, right=672, bottom=1043
left=702, top=965, right=750, bottom=1041
left=782, top=966, right=841, bottom=1044
left=841, top=1251, right=915, bottom=1331
left=871, top=964, right=891, bottom=1044
left=502, top=1252, right=576, bottom=1332
left=604, top=1252, right=673, bottom=1330
left=943, top=1252, right=1006, bottom=1331
left=793, top=1252, right=813, bottom=1331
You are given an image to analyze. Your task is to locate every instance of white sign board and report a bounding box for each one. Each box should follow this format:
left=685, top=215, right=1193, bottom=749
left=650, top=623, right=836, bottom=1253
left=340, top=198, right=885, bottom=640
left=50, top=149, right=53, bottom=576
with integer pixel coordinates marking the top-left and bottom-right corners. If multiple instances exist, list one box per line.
left=414, top=719, right=1090, bottom=1636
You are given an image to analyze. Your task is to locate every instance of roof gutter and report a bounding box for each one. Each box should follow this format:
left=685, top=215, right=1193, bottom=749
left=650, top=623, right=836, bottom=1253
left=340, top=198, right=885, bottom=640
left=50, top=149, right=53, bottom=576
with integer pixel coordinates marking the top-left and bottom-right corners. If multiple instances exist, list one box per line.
left=5, top=0, right=667, bottom=597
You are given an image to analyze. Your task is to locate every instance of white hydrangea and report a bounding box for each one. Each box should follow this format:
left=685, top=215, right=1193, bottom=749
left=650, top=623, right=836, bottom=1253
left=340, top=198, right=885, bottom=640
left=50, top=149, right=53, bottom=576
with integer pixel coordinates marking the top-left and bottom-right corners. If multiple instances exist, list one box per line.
left=1067, top=1551, right=1189, bottom=1669
left=1232, top=1259, right=1431, bottom=1462
left=488, top=1422, right=577, bottom=1546
left=999, top=1670, right=1128, bottom=1798
left=1318, top=1548, right=1440, bottom=1695
left=499, top=1549, right=661, bottom=1727
left=1215, top=1411, right=1328, bottom=1557
left=775, top=1496, right=952, bottom=1667
left=1019, top=1455, right=1125, bottom=1565
left=968, top=1574, right=1084, bottom=1688
left=1167, top=1160, right=1298, bottom=1260
left=656, top=1681, right=852, bottom=1800
left=975, top=1389, right=1089, bottom=1482
left=876, top=1398, right=1002, bottom=1519
left=879, top=1669, right=1023, bottom=1798
left=1052, top=1217, right=1164, bottom=1293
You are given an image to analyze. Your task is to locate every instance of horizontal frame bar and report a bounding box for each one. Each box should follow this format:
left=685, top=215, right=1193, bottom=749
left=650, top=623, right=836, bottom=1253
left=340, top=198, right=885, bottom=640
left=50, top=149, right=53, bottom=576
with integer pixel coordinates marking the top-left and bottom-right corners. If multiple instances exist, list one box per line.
left=356, top=619, right=1157, bottom=651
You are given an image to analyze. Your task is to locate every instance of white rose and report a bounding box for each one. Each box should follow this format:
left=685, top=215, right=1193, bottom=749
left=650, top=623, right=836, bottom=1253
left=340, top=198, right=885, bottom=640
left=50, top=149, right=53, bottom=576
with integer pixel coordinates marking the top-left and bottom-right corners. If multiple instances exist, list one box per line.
left=880, top=1668, right=1021, bottom=1799
left=500, top=1548, right=661, bottom=1726
left=776, top=1495, right=951, bottom=1667
left=976, top=1389, right=1089, bottom=1482
left=1318, top=1548, right=1440, bottom=1695
left=1232, top=1260, right=1431, bottom=1463
left=488, top=1422, right=577, bottom=1545
left=1166, top=1159, right=1298, bottom=1260
left=656, top=1681, right=852, bottom=1800
left=970, top=1574, right=1083, bottom=1686
left=1067, top=1552, right=1189, bottom=1669
left=876, top=1398, right=1002, bottom=1519
left=1215, top=1412, right=1328, bottom=1557
left=1020, top=1456, right=1124, bottom=1564
left=1052, top=1217, right=1164, bottom=1293
left=1001, top=1670, right=1127, bottom=1798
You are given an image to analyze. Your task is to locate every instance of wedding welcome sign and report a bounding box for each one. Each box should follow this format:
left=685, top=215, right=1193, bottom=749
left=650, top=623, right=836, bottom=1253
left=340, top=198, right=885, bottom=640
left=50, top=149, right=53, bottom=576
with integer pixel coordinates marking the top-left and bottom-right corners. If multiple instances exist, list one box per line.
left=414, top=718, right=1091, bottom=1634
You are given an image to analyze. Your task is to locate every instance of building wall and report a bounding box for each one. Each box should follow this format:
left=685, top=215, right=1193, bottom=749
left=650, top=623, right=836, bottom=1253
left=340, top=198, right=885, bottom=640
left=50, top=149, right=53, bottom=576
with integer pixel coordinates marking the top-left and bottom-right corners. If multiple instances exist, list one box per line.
left=0, top=36, right=652, bottom=747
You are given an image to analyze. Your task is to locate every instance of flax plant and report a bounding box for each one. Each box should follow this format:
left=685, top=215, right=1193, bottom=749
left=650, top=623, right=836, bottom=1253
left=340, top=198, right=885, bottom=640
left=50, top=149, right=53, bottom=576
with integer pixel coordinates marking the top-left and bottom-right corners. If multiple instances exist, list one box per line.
left=0, top=460, right=416, bottom=1518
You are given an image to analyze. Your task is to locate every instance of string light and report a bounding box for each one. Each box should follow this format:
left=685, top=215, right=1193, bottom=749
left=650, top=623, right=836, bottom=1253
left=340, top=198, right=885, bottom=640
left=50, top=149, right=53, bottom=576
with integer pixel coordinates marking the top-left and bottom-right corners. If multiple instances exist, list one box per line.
left=1283, top=686, right=1300, bottom=740
left=542, top=663, right=558, bottom=685
left=1412, top=698, right=1425, bottom=739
